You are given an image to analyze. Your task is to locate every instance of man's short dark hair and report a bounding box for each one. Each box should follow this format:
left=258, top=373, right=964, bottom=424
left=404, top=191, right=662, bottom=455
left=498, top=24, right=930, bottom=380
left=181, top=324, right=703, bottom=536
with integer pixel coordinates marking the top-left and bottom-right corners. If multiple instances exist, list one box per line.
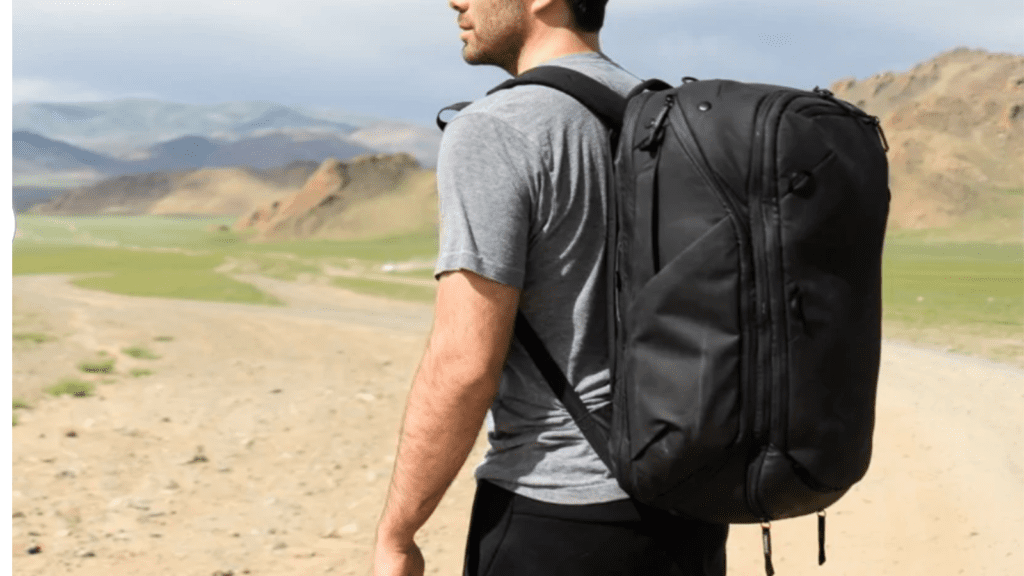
left=568, top=0, right=608, bottom=33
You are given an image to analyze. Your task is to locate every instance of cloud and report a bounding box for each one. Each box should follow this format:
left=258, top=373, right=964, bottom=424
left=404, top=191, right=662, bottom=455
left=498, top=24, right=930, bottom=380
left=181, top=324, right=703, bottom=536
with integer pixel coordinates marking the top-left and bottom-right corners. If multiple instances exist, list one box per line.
left=607, top=0, right=1024, bottom=52
left=12, top=78, right=158, bottom=104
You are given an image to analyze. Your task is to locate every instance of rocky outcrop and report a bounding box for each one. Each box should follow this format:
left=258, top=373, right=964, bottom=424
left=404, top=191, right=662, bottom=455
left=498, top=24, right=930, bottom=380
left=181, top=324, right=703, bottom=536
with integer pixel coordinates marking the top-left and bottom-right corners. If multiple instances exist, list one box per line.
left=234, top=153, right=435, bottom=241
left=830, top=47, right=1024, bottom=231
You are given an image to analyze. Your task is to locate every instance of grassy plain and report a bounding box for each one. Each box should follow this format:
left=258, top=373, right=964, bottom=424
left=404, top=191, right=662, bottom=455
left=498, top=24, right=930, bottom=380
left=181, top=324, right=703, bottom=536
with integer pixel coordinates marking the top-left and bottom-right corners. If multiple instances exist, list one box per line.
left=13, top=214, right=1022, bottom=366
left=13, top=215, right=439, bottom=305
left=881, top=236, right=1022, bottom=364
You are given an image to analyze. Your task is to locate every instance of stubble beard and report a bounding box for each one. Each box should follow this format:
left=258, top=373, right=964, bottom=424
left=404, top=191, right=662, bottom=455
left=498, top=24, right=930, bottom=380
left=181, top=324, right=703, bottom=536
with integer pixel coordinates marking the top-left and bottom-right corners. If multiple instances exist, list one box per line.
left=460, top=4, right=526, bottom=74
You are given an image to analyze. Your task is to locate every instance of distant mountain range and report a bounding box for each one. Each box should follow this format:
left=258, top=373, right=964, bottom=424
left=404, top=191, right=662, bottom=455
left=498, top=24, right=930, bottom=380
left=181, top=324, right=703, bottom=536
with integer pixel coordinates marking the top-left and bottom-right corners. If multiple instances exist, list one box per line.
left=14, top=130, right=371, bottom=178
left=15, top=48, right=1024, bottom=244
left=12, top=99, right=442, bottom=185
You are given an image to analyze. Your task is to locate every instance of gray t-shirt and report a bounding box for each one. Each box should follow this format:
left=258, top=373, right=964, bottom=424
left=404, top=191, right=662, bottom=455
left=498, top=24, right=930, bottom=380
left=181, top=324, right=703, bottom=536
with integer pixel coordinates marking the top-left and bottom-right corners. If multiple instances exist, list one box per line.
left=434, top=52, right=641, bottom=504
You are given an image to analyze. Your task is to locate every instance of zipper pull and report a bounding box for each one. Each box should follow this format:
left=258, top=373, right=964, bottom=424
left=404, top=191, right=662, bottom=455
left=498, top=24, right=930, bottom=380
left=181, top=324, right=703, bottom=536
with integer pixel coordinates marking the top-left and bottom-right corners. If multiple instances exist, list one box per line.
left=813, top=86, right=889, bottom=152
left=868, top=116, right=890, bottom=152
left=761, top=521, right=775, bottom=576
left=638, top=94, right=675, bottom=151
left=818, top=510, right=827, bottom=565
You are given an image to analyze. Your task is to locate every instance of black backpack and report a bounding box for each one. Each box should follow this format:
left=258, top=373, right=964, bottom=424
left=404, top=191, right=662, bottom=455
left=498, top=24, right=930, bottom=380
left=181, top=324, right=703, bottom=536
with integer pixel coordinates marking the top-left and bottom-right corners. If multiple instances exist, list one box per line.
left=438, top=66, right=890, bottom=575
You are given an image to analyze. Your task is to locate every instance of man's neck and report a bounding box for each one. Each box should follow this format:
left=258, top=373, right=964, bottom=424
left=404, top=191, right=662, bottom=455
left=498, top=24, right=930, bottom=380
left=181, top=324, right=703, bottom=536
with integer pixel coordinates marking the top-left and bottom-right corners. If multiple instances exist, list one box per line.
left=511, top=30, right=601, bottom=76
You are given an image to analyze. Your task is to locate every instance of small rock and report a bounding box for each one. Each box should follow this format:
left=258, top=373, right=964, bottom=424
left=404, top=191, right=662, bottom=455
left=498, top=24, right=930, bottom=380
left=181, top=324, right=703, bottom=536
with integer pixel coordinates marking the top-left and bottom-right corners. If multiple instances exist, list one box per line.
left=186, top=446, right=208, bottom=464
left=65, top=430, right=78, bottom=438
left=165, top=480, right=180, bottom=490
left=270, top=388, right=282, bottom=394
left=13, top=511, right=25, bottom=518
left=27, top=545, right=42, bottom=554
left=76, top=549, right=96, bottom=558
left=56, top=529, right=69, bottom=537
left=355, top=393, right=376, bottom=402
left=56, top=470, right=76, bottom=479
left=273, top=541, right=287, bottom=550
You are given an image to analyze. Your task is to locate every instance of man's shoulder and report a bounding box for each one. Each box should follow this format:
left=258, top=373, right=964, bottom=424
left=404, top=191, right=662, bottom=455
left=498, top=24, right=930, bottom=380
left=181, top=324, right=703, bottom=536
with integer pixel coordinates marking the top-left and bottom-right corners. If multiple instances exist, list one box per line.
left=450, top=53, right=641, bottom=135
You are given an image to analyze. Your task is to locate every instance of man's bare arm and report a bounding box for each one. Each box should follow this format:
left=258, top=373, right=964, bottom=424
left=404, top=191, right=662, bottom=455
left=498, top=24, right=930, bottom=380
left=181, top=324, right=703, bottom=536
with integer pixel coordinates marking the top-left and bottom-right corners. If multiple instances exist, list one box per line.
left=375, top=269, right=520, bottom=549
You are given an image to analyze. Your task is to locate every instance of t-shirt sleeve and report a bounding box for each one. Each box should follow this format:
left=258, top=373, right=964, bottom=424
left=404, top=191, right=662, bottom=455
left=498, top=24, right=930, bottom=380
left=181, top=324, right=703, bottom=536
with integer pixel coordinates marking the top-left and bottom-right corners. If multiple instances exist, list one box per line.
left=433, top=111, right=544, bottom=288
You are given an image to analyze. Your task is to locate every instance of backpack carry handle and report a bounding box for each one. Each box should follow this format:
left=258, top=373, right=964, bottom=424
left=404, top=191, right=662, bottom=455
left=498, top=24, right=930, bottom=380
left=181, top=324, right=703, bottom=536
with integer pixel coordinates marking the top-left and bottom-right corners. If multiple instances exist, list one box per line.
left=437, top=101, right=472, bottom=131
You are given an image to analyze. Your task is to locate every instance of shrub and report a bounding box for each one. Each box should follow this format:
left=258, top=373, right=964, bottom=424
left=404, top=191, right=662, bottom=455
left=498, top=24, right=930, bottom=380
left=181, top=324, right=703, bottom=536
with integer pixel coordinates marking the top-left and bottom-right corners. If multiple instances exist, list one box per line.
left=46, top=379, right=95, bottom=398
left=79, top=358, right=116, bottom=373
left=13, top=333, right=52, bottom=344
left=129, top=368, right=153, bottom=378
left=122, top=346, right=160, bottom=360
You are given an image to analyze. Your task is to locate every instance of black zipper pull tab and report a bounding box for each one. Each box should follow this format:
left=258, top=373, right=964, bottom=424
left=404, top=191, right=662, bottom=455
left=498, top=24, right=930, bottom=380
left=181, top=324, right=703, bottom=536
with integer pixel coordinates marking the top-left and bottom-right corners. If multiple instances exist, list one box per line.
left=817, top=510, right=827, bottom=565
left=812, top=85, right=889, bottom=152
left=761, top=521, right=775, bottom=576
left=638, top=94, right=675, bottom=151
left=869, top=116, right=889, bottom=152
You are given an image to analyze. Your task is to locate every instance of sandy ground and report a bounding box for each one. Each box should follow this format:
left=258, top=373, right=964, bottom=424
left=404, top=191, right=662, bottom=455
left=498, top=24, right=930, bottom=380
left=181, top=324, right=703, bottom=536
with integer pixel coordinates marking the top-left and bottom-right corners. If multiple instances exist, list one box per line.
left=11, top=274, right=1024, bottom=575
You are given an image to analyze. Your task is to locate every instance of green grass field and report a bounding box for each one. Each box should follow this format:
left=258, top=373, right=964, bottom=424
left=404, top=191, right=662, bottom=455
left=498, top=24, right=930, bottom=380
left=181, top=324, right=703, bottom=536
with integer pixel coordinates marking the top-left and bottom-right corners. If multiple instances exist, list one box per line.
left=14, top=215, right=438, bottom=306
left=881, top=237, right=1022, bottom=364
left=13, top=214, right=1022, bottom=365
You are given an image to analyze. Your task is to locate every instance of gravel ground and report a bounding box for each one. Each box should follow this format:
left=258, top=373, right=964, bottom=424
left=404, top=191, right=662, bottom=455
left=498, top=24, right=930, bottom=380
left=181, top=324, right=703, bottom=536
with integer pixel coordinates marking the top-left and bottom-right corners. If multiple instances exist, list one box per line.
left=11, top=274, right=1023, bottom=575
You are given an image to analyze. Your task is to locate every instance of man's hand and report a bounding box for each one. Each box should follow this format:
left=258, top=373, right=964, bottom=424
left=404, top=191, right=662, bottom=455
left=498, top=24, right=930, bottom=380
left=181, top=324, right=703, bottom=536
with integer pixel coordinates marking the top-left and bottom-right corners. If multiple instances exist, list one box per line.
left=373, top=538, right=425, bottom=576
left=374, top=269, right=520, bottom=574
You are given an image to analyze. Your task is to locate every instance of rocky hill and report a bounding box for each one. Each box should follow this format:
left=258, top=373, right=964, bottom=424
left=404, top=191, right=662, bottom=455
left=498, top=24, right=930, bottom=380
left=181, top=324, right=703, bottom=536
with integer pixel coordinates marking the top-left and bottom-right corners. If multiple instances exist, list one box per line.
left=830, top=47, right=1023, bottom=236
left=235, top=153, right=437, bottom=241
left=31, top=160, right=321, bottom=216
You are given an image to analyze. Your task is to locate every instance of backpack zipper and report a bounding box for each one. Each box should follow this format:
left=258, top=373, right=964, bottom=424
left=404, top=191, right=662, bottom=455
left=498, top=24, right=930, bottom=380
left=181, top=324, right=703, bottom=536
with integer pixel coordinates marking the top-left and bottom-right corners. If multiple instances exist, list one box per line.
left=661, top=97, right=756, bottom=450
left=747, top=88, right=791, bottom=520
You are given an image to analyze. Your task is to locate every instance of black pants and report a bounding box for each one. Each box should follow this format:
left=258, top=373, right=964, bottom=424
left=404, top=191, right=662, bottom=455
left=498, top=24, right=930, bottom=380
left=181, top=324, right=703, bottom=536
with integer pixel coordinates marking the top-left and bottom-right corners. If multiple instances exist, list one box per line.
left=463, top=480, right=728, bottom=576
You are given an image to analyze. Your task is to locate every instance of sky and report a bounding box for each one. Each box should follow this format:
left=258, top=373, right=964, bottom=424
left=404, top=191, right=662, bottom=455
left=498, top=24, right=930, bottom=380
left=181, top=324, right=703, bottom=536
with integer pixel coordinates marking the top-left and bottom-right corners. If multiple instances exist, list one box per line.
left=10, top=0, right=1024, bottom=127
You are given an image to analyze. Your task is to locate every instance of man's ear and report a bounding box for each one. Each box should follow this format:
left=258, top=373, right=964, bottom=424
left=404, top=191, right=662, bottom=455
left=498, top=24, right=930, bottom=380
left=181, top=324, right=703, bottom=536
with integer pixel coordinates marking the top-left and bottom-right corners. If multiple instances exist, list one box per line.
left=529, top=0, right=570, bottom=21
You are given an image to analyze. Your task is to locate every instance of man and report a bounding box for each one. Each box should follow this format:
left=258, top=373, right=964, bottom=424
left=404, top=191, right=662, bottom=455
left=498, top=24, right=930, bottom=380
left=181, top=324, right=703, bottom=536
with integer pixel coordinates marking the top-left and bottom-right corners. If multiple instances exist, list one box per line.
left=373, top=1, right=728, bottom=574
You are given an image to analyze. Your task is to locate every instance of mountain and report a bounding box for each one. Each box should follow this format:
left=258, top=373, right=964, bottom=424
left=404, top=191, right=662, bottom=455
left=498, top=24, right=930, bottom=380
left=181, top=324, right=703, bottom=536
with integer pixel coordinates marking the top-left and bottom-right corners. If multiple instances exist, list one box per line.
left=13, top=131, right=120, bottom=178
left=13, top=130, right=376, bottom=186
left=13, top=99, right=441, bottom=167
left=30, top=152, right=435, bottom=236
left=30, top=160, right=322, bottom=217
left=235, top=154, right=436, bottom=241
left=830, top=47, right=1023, bottom=236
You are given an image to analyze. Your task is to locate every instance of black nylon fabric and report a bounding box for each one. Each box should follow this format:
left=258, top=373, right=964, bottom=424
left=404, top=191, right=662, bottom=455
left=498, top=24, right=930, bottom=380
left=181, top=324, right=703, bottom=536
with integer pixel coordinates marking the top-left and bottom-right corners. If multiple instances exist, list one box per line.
left=611, top=80, right=889, bottom=523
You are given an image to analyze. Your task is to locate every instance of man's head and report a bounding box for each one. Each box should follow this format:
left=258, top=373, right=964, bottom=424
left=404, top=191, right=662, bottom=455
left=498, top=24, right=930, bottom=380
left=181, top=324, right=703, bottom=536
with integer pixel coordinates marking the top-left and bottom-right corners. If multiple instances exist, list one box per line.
left=450, top=0, right=607, bottom=76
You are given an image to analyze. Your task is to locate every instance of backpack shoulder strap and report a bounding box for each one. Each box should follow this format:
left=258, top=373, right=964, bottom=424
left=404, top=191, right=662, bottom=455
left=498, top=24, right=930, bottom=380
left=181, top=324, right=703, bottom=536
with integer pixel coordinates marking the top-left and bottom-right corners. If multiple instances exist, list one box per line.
left=514, top=311, right=613, bottom=469
left=488, top=66, right=627, bottom=131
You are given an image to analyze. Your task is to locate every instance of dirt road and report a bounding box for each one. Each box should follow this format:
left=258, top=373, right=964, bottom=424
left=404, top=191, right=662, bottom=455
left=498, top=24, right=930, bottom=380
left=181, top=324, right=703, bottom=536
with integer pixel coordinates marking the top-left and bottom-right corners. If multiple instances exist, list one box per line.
left=11, top=274, right=1023, bottom=575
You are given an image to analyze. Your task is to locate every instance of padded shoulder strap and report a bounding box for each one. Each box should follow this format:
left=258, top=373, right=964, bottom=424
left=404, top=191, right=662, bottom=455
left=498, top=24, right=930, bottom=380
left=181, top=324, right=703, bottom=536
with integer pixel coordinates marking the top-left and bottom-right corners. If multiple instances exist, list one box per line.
left=488, top=66, right=627, bottom=131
